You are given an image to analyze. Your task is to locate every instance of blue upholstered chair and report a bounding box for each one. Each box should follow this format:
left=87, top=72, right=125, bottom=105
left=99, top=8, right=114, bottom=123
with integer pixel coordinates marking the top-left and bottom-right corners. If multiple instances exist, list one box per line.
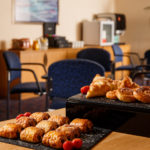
left=47, top=59, right=105, bottom=109
left=77, top=48, right=111, bottom=72
left=111, top=44, right=144, bottom=79
left=3, top=51, right=47, bottom=119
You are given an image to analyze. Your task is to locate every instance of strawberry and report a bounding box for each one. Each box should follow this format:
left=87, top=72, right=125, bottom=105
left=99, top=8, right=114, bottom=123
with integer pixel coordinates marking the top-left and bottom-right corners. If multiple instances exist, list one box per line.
left=16, top=114, right=24, bottom=120
left=80, top=85, right=89, bottom=94
left=72, top=138, right=83, bottom=149
left=24, top=112, right=31, bottom=117
left=63, top=141, right=73, bottom=150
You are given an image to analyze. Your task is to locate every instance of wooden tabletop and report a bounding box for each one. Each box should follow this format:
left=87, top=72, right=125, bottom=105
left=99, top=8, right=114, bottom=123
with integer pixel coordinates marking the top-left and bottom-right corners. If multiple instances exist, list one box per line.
left=0, top=108, right=150, bottom=150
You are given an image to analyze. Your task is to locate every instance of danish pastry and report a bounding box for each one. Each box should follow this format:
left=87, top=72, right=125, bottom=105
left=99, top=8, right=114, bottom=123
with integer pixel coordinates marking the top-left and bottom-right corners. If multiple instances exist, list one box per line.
left=20, top=127, right=44, bottom=143
left=70, top=118, right=93, bottom=133
left=48, top=115, right=69, bottom=126
left=133, top=86, right=150, bottom=103
left=42, top=130, right=68, bottom=149
left=0, top=123, right=22, bottom=139
left=116, top=88, right=136, bottom=102
left=30, top=112, right=50, bottom=123
left=16, top=116, right=37, bottom=128
left=106, top=90, right=117, bottom=100
left=56, top=124, right=81, bottom=140
left=36, top=120, right=58, bottom=133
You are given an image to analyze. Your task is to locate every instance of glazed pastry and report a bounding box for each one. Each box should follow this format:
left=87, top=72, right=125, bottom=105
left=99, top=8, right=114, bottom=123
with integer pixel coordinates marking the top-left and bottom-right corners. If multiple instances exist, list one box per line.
left=70, top=118, right=93, bottom=133
left=86, top=74, right=113, bottom=98
left=36, top=120, right=58, bottom=133
left=106, top=90, right=117, bottom=100
left=116, top=88, right=136, bottom=102
left=56, top=124, right=81, bottom=140
left=16, top=116, right=37, bottom=128
left=42, top=130, right=68, bottom=149
left=30, top=112, right=50, bottom=123
left=20, top=127, right=44, bottom=143
left=133, top=86, right=150, bottom=103
left=0, top=123, right=22, bottom=139
left=48, top=115, right=69, bottom=126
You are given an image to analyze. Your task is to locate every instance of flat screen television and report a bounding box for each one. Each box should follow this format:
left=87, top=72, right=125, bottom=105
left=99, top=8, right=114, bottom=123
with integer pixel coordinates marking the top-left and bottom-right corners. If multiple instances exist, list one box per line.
left=14, top=0, right=58, bottom=23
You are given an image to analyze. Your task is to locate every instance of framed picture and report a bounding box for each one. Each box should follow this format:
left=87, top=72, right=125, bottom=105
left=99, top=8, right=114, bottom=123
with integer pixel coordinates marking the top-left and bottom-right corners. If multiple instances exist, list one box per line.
left=14, top=0, right=58, bottom=23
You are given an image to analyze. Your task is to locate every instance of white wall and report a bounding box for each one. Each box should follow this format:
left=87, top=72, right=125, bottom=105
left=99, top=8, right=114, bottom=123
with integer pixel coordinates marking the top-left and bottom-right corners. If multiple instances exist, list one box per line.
left=115, top=0, right=150, bottom=57
left=0, top=0, right=115, bottom=50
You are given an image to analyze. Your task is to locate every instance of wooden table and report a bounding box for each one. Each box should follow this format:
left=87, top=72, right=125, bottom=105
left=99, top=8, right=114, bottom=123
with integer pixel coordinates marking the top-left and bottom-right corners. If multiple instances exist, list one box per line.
left=0, top=108, right=150, bottom=150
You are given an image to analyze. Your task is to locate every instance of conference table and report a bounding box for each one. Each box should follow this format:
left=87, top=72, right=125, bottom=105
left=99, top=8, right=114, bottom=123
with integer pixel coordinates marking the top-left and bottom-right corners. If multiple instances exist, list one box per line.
left=0, top=108, right=150, bottom=150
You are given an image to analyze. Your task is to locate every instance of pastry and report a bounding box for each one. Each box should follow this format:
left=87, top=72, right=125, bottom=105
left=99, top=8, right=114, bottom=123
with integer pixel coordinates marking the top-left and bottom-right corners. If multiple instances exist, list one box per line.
left=56, top=124, right=81, bottom=140
left=36, top=120, right=58, bottom=133
left=20, top=127, right=44, bottom=143
left=42, top=130, right=68, bottom=149
left=48, top=115, right=69, bottom=126
left=0, top=123, right=22, bottom=139
left=133, top=86, right=150, bottom=103
left=116, top=88, right=136, bottom=102
left=70, top=118, right=93, bottom=133
left=106, top=90, right=117, bottom=99
left=16, top=116, right=37, bottom=128
left=30, top=112, right=50, bottom=123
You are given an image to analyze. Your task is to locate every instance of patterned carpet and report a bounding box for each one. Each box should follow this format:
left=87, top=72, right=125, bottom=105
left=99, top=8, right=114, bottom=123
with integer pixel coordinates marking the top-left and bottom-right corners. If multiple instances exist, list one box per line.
left=0, top=95, right=49, bottom=121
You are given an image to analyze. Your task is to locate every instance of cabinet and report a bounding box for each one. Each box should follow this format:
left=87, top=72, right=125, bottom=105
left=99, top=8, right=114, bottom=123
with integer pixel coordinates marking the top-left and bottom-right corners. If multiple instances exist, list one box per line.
left=0, top=44, right=130, bottom=99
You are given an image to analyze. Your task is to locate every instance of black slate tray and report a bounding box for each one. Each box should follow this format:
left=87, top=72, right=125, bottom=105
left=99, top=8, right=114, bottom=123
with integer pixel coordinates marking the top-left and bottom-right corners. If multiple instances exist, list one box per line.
left=68, top=93, right=150, bottom=113
left=0, top=127, right=111, bottom=150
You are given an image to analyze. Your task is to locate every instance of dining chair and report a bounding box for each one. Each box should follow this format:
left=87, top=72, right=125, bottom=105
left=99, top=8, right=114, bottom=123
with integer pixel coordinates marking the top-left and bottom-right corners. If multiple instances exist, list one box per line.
left=112, top=44, right=143, bottom=79
left=46, top=59, right=105, bottom=109
left=3, top=51, right=47, bottom=119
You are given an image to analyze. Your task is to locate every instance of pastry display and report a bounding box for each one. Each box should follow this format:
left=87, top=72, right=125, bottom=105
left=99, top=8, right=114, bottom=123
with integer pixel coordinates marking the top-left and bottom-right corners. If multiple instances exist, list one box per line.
left=48, top=115, right=69, bottom=126
left=20, top=127, right=44, bottom=143
left=0, top=123, right=22, bottom=139
left=30, top=112, right=50, bottom=123
left=70, top=118, right=93, bottom=133
left=133, top=86, right=150, bottom=103
left=16, top=116, right=37, bottom=128
left=42, top=130, right=68, bottom=149
left=36, top=120, right=58, bottom=133
left=56, top=124, right=81, bottom=140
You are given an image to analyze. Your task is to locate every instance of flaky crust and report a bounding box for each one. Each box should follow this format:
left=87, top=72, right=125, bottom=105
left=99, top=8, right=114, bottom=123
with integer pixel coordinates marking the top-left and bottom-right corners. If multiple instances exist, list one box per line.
left=48, top=115, right=69, bottom=126
left=116, top=88, right=136, bottom=102
left=36, top=120, right=58, bottom=133
left=106, top=90, right=117, bottom=100
left=0, top=123, right=22, bottom=139
left=56, top=124, right=81, bottom=140
left=133, top=86, right=150, bottom=103
left=70, top=118, right=93, bottom=133
left=20, top=127, right=44, bottom=143
left=16, top=116, right=37, bottom=128
left=30, top=112, right=50, bottom=123
left=42, top=130, right=68, bottom=149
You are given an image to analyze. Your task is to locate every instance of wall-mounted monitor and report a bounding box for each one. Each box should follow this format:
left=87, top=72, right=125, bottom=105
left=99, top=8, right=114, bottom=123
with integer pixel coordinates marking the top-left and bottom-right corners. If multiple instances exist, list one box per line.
left=14, top=0, right=58, bottom=23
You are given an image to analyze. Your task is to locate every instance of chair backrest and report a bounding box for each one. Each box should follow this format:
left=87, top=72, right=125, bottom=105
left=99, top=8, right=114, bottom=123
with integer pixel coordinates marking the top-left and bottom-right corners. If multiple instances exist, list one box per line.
left=3, top=51, right=21, bottom=81
left=48, top=59, right=105, bottom=98
left=77, top=48, right=111, bottom=71
left=112, top=44, right=123, bottom=62
left=144, top=49, right=150, bottom=65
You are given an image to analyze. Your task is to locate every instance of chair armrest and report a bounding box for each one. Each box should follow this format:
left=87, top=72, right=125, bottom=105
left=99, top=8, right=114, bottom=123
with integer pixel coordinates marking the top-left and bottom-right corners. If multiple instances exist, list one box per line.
left=21, top=63, right=47, bottom=74
left=9, top=68, right=43, bottom=95
left=135, top=65, right=150, bottom=71
left=42, top=74, right=48, bottom=80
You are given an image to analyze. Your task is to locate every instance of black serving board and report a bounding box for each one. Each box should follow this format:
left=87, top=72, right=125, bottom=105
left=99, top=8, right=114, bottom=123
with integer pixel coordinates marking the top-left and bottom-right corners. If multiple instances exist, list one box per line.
left=0, top=127, right=111, bottom=150
left=67, top=93, right=150, bottom=113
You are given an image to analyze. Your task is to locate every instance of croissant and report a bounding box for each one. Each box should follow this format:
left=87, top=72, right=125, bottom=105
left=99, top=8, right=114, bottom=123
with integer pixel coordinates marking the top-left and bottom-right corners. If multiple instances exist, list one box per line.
left=30, top=112, right=50, bottom=123
left=20, top=127, right=44, bottom=143
left=0, top=123, right=22, bottom=139
left=48, top=115, right=69, bottom=126
left=42, top=130, right=68, bottom=149
left=70, top=118, right=93, bottom=133
left=36, top=120, right=58, bottom=133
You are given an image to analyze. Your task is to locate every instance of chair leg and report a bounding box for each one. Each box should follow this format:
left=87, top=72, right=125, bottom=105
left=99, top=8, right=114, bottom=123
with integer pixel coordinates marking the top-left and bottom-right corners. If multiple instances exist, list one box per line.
left=6, top=81, right=10, bottom=119
left=18, top=94, right=21, bottom=113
